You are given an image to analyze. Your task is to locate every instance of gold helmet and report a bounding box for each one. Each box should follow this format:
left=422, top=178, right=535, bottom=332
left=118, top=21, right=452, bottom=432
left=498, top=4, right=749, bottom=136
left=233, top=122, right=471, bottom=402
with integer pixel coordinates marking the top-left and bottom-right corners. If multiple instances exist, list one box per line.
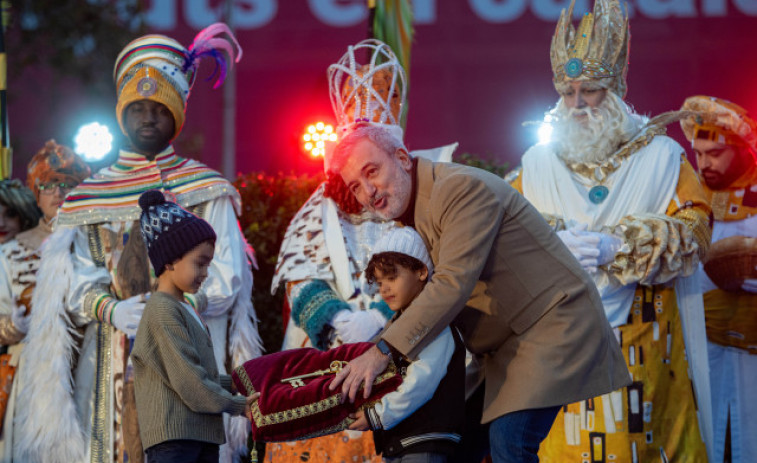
left=680, top=95, right=757, bottom=160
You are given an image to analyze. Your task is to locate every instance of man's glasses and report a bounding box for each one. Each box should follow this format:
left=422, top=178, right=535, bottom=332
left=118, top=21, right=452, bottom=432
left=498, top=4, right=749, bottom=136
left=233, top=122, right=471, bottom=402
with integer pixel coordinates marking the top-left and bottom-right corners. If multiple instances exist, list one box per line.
left=38, top=182, right=75, bottom=195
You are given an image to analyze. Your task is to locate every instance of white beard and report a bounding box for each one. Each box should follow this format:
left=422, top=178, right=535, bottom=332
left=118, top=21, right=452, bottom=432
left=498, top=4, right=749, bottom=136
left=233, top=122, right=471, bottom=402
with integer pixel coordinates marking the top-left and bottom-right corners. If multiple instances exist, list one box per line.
left=551, top=92, right=646, bottom=164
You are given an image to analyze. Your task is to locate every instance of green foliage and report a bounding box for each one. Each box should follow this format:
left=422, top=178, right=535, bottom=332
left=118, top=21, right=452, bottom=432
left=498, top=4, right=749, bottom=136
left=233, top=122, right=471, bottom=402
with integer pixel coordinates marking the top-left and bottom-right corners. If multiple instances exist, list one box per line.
left=453, top=152, right=510, bottom=178
left=5, top=0, right=145, bottom=94
left=234, top=172, right=324, bottom=353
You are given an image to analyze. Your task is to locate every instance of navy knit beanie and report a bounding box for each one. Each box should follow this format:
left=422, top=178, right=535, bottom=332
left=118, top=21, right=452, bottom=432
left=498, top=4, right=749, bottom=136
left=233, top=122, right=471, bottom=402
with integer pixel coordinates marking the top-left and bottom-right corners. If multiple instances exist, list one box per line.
left=138, top=190, right=216, bottom=276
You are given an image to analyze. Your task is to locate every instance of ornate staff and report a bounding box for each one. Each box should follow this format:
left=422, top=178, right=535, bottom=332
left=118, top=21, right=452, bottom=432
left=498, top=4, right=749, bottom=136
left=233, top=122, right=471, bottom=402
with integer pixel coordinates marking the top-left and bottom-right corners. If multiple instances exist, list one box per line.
left=0, top=0, right=10, bottom=179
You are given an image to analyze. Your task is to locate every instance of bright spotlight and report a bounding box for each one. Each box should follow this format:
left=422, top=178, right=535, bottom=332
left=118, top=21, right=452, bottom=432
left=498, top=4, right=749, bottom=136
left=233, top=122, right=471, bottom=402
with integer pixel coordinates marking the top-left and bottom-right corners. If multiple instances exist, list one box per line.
left=302, top=121, right=336, bottom=158
left=537, top=115, right=553, bottom=144
left=74, top=122, right=113, bottom=161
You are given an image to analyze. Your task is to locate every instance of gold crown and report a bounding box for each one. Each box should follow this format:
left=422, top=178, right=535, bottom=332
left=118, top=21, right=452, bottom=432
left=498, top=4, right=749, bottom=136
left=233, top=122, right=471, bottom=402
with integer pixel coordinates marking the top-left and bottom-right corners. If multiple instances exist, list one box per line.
left=550, top=0, right=630, bottom=97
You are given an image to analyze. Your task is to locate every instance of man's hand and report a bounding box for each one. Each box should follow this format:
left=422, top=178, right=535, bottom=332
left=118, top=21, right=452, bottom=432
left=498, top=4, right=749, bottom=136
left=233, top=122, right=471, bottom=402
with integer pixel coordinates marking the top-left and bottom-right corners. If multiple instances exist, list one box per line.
left=244, top=392, right=260, bottom=418
left=348, top=410, right=369, bottom=431
left=329, top=345, right=390, bottom=403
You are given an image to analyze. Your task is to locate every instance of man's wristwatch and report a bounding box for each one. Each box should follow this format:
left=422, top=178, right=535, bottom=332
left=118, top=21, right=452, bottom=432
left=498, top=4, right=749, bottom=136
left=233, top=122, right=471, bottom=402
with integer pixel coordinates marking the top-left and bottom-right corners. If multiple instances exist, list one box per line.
left=376, top=339, right=396, bottom=366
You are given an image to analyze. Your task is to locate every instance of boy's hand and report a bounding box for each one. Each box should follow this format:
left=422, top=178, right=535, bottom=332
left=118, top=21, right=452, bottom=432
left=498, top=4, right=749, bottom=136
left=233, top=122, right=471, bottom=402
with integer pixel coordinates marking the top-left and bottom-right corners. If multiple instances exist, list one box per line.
left=348, top=410, right=369, bottom=431
left=244, top=392, right=260, bottom=418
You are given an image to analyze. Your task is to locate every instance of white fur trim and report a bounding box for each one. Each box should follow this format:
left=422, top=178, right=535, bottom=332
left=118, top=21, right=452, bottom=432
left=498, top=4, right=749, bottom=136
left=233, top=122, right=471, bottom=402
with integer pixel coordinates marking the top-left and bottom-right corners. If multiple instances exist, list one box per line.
left=224, top=235, right=264, bottom=458
left=14, top=227, right=87, bottom=463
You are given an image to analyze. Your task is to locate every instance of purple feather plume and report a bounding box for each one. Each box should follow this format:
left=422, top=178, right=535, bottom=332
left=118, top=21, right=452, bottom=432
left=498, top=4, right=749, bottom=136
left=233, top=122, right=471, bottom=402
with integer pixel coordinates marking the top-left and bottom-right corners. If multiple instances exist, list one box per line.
left=185, top=23, right=243, bottom=89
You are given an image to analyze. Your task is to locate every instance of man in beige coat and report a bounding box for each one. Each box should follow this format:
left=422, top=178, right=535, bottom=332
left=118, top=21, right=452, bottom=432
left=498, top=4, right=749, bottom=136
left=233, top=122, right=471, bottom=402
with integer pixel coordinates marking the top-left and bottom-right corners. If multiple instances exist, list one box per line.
left=328, top=125, right=630, bottom=462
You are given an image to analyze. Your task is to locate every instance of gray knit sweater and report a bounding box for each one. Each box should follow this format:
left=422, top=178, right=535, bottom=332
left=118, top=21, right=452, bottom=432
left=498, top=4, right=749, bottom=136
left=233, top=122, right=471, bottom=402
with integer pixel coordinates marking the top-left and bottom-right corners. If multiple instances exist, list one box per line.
left=132, top=291, right=247, bottom=449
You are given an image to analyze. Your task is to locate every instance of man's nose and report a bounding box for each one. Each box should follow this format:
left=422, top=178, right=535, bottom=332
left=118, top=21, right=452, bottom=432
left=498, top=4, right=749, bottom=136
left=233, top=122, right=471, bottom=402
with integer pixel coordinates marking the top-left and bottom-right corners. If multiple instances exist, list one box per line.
left=143, top=109, right=158, bottom=123
left=364, top=181, right=377, bottom=197
left=575, top=94, right=587, bottom=109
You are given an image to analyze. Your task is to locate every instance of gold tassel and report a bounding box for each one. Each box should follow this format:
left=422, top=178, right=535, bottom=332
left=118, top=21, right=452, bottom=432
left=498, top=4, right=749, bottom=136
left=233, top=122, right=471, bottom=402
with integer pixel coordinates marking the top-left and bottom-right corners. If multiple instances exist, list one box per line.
left=250, top=447, right=258, bottom=463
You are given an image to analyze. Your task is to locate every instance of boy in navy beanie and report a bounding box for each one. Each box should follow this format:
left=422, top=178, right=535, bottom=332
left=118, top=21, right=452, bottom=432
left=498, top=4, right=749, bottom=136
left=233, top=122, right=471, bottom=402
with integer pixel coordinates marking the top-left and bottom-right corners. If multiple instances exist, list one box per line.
left=131, top=190, right=257, bottom=463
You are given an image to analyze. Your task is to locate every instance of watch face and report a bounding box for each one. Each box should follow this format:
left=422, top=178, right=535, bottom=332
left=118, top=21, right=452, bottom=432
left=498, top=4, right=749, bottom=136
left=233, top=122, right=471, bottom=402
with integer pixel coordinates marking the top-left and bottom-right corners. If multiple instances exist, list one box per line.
left=377, top=340, right=391, bottom=356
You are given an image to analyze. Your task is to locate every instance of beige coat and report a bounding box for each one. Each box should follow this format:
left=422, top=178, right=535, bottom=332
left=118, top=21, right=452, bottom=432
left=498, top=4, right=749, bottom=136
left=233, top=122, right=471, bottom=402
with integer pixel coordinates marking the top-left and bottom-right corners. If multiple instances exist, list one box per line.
left=381, top=158, right=630, bottom=423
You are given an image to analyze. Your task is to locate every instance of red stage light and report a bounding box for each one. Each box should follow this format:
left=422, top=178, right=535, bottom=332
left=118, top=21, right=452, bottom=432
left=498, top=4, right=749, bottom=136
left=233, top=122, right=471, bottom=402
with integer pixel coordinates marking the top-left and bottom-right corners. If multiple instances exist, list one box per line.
left=302, top=121, right=335, bottom=158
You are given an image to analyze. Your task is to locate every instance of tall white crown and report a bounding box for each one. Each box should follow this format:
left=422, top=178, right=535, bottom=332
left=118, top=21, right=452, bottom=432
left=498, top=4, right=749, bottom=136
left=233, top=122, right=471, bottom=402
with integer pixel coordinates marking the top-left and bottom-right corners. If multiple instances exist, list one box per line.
left=327, top=39, right=407, bottom=142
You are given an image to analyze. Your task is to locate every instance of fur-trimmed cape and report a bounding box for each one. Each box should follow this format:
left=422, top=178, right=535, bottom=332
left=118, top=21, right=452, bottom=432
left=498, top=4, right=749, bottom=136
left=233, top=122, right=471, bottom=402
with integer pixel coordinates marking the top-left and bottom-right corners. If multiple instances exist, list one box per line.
left=14, top=227, right=87, bottom=462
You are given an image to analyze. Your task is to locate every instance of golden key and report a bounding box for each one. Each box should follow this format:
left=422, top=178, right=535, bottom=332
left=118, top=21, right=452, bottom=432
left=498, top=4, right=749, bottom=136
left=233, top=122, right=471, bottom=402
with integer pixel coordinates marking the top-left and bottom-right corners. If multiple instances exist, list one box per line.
left=281, top=360, right=348, bottom=388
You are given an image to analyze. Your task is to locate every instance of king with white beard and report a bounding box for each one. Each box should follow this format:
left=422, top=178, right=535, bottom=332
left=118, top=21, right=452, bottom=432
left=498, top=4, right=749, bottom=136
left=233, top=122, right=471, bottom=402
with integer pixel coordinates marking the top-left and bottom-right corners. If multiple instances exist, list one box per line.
left=509, top=0, right=715, bottom=461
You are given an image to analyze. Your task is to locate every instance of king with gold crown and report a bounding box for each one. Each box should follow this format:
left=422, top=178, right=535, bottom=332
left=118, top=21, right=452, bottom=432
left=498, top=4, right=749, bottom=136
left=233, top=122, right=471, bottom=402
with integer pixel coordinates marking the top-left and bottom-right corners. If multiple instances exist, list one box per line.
left=508, top=0, right=714, bottom=460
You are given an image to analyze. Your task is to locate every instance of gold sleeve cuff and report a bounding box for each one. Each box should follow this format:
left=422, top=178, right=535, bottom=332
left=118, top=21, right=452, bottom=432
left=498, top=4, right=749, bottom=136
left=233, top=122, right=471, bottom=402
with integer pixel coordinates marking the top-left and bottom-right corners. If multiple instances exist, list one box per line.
left=673, top=207, right=712, bottom=261
left=0, top=314, right=25, bottom=345
left=608, top=213, right=700, bottom=286
left=540, top=213, right=566, bottom=231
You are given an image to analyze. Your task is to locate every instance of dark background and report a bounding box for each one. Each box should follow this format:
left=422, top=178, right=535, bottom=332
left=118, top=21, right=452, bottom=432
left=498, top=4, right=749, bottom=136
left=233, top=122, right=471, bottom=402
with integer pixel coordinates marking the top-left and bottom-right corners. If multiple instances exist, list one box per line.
left=7, top=0, right=757, bottom=177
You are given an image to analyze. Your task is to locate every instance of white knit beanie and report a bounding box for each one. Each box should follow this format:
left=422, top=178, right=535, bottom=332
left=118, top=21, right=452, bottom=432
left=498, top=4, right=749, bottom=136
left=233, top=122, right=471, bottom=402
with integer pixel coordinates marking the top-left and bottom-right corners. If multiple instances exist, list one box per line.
left=372, top=227, right=434, bottom=277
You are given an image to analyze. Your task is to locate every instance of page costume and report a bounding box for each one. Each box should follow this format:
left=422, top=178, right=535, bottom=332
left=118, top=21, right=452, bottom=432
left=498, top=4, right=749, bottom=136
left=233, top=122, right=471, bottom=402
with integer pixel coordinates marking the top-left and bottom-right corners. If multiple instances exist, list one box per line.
left=681, top=96, right=757, bottom=463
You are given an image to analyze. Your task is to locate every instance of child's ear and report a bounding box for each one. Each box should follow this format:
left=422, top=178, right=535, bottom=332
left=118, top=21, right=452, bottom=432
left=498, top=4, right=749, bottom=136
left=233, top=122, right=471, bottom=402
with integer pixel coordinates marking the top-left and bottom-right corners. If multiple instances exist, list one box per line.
left=165, top=263, right=174, bottom=272
left=418, top=267, right=429, bottom=282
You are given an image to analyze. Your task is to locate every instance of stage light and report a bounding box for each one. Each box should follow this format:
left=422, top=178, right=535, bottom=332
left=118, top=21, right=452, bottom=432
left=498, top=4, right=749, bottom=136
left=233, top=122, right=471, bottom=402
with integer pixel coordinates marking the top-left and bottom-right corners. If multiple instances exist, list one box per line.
left=74, top=122, right=113, bottom=162
left=537, top=115, right=554, bottom=144
left=302, top=121, right=335, bottom=158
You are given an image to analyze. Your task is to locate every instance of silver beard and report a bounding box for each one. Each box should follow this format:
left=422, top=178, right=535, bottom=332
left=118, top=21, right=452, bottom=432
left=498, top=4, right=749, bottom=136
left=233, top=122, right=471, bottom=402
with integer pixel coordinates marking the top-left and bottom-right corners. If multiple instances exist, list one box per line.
left=551, top=92, right=646, bottom=164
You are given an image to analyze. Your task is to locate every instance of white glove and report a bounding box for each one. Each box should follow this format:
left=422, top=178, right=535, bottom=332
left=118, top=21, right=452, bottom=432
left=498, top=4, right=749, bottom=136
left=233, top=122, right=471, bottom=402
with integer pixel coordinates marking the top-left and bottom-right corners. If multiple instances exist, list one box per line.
left=742, top=279, right=757, bottom=293
left=11, top=304, right=30, bottom=334
left=557, top=224, right=601, bottom=271
left=593, top=232, right=623, bottom=266
left=331, top=309, right=388, bottom=343
left=558, top=225, right=623, bottom=272
left=111, top=294, right=149, bottom=338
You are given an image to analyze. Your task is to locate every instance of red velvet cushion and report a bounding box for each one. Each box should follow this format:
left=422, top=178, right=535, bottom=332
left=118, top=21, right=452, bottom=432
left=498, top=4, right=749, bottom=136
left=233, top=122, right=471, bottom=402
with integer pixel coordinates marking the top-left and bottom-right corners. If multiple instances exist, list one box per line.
left=232, top=342, right=402, bottom=442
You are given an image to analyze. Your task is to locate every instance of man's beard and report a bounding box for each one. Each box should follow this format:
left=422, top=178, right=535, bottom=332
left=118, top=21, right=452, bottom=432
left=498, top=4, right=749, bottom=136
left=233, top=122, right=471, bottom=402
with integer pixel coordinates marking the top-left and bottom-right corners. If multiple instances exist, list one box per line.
left=370, top=171, right=411, bottom=220
left=551, top=92, right=645, bottom=164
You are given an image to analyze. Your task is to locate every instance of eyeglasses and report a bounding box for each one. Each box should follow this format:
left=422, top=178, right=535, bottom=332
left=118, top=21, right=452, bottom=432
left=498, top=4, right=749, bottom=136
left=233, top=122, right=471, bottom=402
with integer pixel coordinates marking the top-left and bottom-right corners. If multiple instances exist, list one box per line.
left=38, top=182, right=75, bottom=195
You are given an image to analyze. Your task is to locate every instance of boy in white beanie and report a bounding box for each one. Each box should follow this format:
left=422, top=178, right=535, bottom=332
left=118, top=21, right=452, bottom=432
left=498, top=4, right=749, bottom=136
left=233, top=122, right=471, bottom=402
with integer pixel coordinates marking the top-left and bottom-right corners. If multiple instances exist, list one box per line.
left=348, top=226, right=465, bottom=463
